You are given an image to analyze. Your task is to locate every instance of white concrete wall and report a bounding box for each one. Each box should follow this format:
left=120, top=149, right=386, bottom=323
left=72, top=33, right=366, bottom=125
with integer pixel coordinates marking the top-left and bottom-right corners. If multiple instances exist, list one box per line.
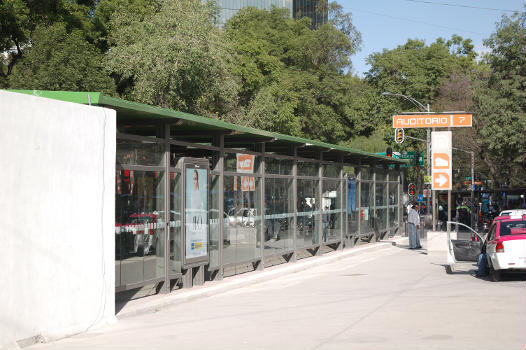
left=0, top=91, right=116, bottom=348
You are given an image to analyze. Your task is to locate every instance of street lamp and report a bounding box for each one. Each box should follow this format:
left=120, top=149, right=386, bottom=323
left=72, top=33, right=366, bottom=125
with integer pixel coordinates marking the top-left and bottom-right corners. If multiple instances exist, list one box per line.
left=382, top=91, right=434, bottom=230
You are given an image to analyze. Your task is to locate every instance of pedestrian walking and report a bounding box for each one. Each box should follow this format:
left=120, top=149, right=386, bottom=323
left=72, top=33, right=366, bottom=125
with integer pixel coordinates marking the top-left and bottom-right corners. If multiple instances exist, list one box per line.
left=408, top=203, right=422, bottom=249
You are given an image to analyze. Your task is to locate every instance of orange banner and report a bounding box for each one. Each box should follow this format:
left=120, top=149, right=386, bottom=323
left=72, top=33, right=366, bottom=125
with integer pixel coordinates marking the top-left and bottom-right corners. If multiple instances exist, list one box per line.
left=392, top=114, right=472, bottom=128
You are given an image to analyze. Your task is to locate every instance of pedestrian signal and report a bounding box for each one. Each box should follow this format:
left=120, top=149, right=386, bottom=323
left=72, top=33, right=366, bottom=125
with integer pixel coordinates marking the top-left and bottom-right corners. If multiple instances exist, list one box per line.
left=408, top=183, right=416, bottom=196
left=395, top=128, right=404, bottom=144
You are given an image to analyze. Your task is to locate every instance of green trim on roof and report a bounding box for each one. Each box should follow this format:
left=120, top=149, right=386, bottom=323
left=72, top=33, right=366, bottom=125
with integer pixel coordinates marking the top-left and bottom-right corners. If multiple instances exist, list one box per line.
left=8, top=90, right=101, bottom=105
left=7, top=90, right=408, bottom=165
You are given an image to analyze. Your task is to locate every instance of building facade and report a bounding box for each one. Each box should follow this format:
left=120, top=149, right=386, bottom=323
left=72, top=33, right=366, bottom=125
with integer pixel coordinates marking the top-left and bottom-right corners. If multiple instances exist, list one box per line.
left=214, top=0, right=327, bottom=27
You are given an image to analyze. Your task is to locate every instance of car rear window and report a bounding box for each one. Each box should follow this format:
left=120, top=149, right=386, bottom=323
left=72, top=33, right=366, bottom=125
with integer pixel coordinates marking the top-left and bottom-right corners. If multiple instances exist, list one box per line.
left=500, top=221, right=526, bottom=236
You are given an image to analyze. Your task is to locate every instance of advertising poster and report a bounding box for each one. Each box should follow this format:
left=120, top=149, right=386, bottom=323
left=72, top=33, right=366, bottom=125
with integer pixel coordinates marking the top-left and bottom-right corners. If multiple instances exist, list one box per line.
left=236, top=153, right=255, bottom=173
left=185, top=167, right=208, bottom=260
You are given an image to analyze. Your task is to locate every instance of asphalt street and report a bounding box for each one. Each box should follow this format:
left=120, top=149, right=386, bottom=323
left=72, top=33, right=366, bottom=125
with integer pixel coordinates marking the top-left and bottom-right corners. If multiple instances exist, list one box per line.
left=31, top=242, right=525, bottom=349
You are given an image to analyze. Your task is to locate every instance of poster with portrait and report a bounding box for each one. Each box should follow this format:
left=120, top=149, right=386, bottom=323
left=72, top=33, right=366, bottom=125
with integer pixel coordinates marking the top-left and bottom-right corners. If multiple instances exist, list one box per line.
left=184, top=166, right=208, bottom=262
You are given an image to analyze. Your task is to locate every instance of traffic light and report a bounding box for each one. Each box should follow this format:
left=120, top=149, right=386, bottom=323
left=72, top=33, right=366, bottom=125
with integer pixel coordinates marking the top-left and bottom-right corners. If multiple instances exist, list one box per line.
left=408, top=183, right=416, bottom=197
left=386, top=146, right=392, bottom=157
left=395, top=128, right=404, bottom=143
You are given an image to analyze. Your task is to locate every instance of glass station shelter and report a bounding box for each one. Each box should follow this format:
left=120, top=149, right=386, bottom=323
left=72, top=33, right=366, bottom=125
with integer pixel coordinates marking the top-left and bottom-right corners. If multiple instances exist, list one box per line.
left=15, top=90, right=407, bottom=297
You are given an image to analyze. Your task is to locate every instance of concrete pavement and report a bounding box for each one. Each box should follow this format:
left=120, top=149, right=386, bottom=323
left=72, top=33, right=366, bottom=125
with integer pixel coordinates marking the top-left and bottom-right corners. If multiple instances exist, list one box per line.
left=30, top=238, right=526, bottom=349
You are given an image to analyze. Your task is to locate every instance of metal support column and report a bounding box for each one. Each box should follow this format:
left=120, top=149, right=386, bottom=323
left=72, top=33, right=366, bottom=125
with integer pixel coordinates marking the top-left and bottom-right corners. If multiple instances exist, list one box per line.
left=217, top=134, right=225, bottom=280
left=316, top=151, right=323, bottom=255
left=291, top=145, right=298, bottom=261
left=259, top=142, right=265, bottom=268
left=356, top=164, right=361, bottom=247
left=161, top=123, right=171, bottom=293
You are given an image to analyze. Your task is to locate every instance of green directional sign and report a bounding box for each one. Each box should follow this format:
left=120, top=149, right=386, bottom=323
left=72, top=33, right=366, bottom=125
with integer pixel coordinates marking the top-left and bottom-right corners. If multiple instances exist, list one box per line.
left=398, top=151, right=424, bottom=166
left=376, top=151, right=423, bottom=167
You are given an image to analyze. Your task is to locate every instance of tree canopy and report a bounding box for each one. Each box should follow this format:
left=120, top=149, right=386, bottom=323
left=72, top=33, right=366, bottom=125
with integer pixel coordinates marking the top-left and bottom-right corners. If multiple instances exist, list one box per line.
left=0, top=0, right=523, bottom=188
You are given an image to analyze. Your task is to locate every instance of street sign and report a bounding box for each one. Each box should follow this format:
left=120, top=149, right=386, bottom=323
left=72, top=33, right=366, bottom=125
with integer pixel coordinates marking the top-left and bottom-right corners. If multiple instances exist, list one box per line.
left=398, top=151, right=424, bottom=166
left=395, top=128, right=404, bottom=143
left=392, top=114, right=472, bottom=128
left=417, top=194, right=424, bottom=202
left=431, top=131, right=452, bottom=190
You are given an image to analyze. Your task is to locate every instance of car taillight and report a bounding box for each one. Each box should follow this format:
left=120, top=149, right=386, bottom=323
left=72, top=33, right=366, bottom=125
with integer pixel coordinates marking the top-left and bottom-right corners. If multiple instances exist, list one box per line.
left=496, top=242, right=504, bottom=253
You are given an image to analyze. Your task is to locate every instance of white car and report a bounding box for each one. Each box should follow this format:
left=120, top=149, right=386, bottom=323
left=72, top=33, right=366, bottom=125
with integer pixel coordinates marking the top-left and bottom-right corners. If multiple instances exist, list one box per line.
left=485, top=214, right=526, bottom=281
left=499, top=209, right=526, bottom=217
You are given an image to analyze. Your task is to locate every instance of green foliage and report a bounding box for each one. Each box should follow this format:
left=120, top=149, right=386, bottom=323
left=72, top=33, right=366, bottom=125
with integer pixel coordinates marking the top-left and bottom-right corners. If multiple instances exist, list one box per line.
left=105, top=0, right=239, bottom=118
left=8, top=22, right=115, bottom=93
left=225, top=6, right=362, bottom=142
left=470, top=9, right=526, bottom=187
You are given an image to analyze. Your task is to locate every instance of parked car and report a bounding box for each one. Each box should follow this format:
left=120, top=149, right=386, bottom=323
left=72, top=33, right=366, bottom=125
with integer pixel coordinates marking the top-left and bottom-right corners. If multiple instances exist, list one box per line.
left=499, top=209, right=526, bottom=217
left=485, top=214, right=526, bottom=281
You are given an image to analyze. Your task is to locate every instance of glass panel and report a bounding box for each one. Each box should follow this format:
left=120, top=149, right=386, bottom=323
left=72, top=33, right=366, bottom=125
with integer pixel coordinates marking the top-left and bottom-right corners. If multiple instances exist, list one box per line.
left=264, top=178, right=294, bottom=256
left=265, top=157, right=293, bottom=175
left=323, top=163, right=341, bottom=178
left=322, top=179, right=341, bottom=242
left=117, top=139, right=164, bottom=167
left=375, top=182, right=388, bottom=231
left=223, top=175, right=262, bottom=267
left=115, top=170, right=165, bottom=287
left=375, top=168, right=387, bottom=181
left=389, top=182, right=399, bottom=228
left=169, top=172, right=182, bottom=275
left=209, top=174, right=220, bottom=269
left=360, top=182, right=374, bottom=233
left=346, top=178, right=359, bottom=239
left=360, top=167, right=373, bottom=180
left=298, top=161, right=318, bottom=177
left=297, top=179, right=319, bottom=248
left=225, top=152, right=261, bottom=174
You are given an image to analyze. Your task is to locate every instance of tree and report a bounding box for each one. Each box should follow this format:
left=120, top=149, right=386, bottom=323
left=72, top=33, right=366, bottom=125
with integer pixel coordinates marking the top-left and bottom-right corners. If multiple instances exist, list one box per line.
left=470, top=9, right=526, bottom=187
left=1, top=0, right=99, bottom=86
left=8, top=22, right=115, bottom=93
left=105, top=0, right=240, bottom=118
left=225, top=6, right=363, bottom=142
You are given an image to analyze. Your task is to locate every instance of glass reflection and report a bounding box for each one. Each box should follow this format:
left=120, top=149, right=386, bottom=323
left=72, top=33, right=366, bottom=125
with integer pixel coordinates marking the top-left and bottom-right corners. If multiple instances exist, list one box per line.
left=169, top=173, right=182, bottom=276
left=375, top=182, right=387, bottom=231
left=264, top=178, right=294, bottom=256
left=297, top=179, right=319, bottom=247
left=389, top=182, right=399, bottom=228
left=360, top=182, right=374, bottom=233
left=346, top=177, right=359, bottom=240
left=322, top=179, right=341, bottom=242
left=223, top=176, right=261, bottom=266
left=115, top=170, right=165, bottom=287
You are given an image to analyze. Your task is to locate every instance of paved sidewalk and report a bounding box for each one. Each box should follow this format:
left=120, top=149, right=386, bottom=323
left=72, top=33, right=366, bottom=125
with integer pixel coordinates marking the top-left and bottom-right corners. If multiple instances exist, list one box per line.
left=29, top=237, right=526, bottom=349
left=117, top=238, right=406, bottom=319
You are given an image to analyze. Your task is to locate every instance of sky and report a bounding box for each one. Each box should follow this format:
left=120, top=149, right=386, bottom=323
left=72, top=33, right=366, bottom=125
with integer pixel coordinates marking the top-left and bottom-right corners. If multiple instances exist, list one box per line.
left=337, top=0, right=525, bottom=76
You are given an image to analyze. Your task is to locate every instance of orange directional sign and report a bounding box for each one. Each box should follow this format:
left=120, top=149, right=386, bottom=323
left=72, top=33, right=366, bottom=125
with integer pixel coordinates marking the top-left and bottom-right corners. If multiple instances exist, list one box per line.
left=431, top=131, right=452, bottom=191
left=433, top=153, right=450, bottom=169
left=433, top=172, right=450, bottom=190
left=392, top=114, right=472, bottom=128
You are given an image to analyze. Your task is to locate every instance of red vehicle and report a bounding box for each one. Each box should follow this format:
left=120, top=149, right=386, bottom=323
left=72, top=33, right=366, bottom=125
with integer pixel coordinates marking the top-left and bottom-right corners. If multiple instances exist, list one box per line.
left=485, top=214, right=526, bottom=281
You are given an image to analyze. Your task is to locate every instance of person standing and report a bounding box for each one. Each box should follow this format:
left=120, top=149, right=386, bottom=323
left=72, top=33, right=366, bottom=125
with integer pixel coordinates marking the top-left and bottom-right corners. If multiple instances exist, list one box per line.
left=408, top=203, right=422, bottom=249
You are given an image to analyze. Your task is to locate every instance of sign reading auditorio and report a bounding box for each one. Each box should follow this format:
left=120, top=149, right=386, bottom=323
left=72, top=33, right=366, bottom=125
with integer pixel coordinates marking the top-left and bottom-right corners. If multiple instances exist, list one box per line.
left=392, top=114, right=472, bottom=128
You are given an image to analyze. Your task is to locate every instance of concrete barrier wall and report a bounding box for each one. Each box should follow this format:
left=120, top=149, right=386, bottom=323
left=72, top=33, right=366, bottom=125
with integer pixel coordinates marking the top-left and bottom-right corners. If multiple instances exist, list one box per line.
left=0, top=91, right=116, bottom=347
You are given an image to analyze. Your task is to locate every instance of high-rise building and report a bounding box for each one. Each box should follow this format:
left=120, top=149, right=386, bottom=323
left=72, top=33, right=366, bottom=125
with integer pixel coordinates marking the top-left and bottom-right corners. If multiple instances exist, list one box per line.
left=214, top=0, right=293, bottom=25
left=213, top=0, right=327, bottom=27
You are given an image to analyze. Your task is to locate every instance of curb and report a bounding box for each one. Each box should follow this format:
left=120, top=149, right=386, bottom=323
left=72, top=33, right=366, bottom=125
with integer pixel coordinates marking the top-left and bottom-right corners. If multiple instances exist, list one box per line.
left=117, top=236, right=408, bottom=320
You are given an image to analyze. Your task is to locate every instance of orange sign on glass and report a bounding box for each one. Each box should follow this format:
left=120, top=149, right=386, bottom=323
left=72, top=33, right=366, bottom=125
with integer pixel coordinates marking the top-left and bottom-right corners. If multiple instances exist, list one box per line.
left=392, top=114, right=472, bottom=128
left=236, top=153, right=255, bottom=173
left=433, top=172, right=451, bottom=190
left=241, top=176, right=255, bottom=191
left=433, top=153, right=450, bottom=169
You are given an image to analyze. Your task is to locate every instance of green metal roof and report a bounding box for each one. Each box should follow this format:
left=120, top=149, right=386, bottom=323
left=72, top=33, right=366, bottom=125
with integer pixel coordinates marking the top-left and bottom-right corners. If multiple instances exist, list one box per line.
left=8, top=90, right=408, bottom=166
